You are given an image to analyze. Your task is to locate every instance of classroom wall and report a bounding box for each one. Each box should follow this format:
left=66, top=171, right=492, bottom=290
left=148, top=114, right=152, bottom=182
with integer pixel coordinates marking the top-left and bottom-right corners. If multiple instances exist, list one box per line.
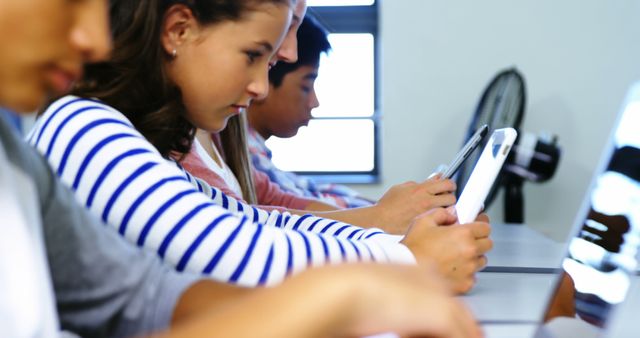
left=349, top=0, right=640, bottom=240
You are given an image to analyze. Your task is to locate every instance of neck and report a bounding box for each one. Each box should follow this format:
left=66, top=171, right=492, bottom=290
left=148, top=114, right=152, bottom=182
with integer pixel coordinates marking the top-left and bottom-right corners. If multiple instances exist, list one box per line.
left=195, top=129, right=223, bottom=167
left=246, top=110, right=272, bottom=140
left=257, top=127, right=272, bottom=141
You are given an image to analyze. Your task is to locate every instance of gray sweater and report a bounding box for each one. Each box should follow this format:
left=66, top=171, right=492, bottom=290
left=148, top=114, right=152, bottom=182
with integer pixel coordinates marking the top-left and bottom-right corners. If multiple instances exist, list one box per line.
left=0, top=110, right=198, bottom=337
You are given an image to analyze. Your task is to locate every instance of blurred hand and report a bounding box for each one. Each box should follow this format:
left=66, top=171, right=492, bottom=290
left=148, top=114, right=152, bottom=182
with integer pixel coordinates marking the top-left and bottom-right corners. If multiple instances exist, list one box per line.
left=330, top=264, right=483, bottom=338
left=374, top=177, right=457, bottom=234
left=165, top=263, right=483, bottom=338
left=401, top=208, right=493, bottom=294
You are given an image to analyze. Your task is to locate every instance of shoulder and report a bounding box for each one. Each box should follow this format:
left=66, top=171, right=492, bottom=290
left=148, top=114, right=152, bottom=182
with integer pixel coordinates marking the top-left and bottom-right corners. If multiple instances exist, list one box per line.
left=40, top=95, right=133, bottom=127
left=29, top=95, right=139, bottom=149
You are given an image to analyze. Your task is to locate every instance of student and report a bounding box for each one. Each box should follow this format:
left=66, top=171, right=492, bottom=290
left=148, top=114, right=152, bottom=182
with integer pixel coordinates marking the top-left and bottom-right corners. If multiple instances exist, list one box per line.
left=0, top=0, right=206, bottom=336
left=31, top=1, right=491, bottom=292
left=30, top=1, right=491, bottom=292
left=181, top=16, right=458, bottom=233
left=0, top=110, right=478, bottom=338
left=29, top=0, right=491, bottom=293
left=245, top=18, right=374, bottom=208
left=186, top=16, right=349, bottom=213
left=0, top=0, right=485, bottom=337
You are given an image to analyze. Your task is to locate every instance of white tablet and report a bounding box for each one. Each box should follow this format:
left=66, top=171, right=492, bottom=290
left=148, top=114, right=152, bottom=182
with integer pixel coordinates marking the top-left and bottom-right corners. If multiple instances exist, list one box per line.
left=455, top=128, right=518, bottom=224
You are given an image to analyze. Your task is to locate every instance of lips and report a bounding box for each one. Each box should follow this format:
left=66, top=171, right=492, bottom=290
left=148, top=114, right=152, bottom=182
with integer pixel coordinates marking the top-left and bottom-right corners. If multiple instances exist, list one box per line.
left=300, top=112, right=313, bottom=127
left=298, top=119, right=310, bottom=128
left=230, top=104, right=248, bottom=114
left=45, top=66, right=82, bottom=95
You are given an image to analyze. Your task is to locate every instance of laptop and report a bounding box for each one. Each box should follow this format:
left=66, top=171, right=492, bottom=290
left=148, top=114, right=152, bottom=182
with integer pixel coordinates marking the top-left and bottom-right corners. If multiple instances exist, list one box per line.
left=526, top=82, right=640, bottom=337
left=471, top=82, right=640, bottom=338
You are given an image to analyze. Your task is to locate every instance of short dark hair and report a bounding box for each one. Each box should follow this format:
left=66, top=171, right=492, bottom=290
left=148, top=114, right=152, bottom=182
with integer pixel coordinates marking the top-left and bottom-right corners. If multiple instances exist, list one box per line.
left=269, top=15, right=331, bottom=88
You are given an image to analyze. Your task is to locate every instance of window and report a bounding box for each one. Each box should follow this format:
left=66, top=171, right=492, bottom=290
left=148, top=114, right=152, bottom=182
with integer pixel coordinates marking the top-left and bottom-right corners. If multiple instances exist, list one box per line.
left=265, top=1, right=379, bottom=183
left=308, top=0, right=374, bottom=6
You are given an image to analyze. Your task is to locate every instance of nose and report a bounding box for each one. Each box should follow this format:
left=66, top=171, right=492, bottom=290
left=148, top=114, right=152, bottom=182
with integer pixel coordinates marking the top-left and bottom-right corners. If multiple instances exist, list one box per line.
left=69, top=0, right=112, bottom=63
left=247, top=69, right=270, bottom=101
left=309, top=87, right=320, bottom=109
left=276, top=28, right=298, bottom=63
left=276, top=0, right=307, bottom=63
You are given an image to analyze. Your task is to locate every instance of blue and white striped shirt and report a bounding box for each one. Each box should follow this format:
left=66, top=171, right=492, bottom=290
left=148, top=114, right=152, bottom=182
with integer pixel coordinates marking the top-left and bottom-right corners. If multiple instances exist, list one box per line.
left=28, top=96, right=414, bottom=286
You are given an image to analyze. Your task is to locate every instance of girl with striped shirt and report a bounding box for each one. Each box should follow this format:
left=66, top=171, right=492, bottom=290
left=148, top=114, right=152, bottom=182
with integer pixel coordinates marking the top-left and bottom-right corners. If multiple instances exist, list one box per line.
left=182, top=15, right=461, bottom=233
left=29, top=0, right=492, bottom=293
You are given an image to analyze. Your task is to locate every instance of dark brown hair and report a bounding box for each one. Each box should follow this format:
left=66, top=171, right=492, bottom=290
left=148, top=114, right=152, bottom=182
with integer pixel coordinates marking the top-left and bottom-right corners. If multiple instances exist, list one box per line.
left=219, top=114, right=258, bottom=204
left=72, top=0, right=292, bottom=158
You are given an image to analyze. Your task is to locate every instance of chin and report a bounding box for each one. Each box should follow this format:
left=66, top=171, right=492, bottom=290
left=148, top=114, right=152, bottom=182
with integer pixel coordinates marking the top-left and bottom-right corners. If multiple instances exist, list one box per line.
left=200, top=116, right=227, bottom=133
left=277, top=130, right=298, bottom=139
left=206, top=124, right=225, bottom=133
left=4, top=93, right=44, bottom=114
left=211, top=119, right=228, bottom=133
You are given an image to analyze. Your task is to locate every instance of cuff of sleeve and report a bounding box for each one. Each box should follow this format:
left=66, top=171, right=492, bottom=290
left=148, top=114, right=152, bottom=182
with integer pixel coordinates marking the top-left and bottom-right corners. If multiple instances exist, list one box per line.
left=383, top=242, right=416, bottom=265
left=370, top=234, right=416, bottom=265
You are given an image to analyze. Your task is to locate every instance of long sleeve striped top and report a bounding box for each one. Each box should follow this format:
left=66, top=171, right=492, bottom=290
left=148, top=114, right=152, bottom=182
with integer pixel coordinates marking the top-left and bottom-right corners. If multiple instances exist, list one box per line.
left=28, top=96, right=415, bottom=286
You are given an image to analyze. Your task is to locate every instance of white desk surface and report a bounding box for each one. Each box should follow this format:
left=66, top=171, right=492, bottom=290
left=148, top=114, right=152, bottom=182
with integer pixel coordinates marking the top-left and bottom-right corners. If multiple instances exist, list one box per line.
left=368, top=273, right=639, bottom=338
left=454, top=224, right=640, bottom=337
left=488, top=223, right=555, bottom=242
left=466, top=272, right=640, bottom=338
left=602, top=276, right=640, bottom=337
left=485, top=223, right=565, bottom=273
left=461, top=272, right=558, bottom=322
left=483, top=323, right=538, bottom=338
left=363, top=323, right=539, bottom=338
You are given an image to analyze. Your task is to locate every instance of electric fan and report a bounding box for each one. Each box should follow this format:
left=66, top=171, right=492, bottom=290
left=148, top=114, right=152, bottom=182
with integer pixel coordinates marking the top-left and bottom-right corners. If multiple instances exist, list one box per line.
left=455, top=68, right=561, bottom=223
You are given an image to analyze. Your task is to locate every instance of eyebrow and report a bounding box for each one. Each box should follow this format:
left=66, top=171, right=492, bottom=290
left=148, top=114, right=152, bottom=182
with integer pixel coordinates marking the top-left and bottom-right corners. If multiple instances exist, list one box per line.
left=303, top=73, right=318, bottom=80
left=255, top=41, right=274, bottom=53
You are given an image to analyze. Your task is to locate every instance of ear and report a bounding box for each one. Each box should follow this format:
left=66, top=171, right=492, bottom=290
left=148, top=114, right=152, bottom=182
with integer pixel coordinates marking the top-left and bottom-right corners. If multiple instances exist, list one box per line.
left=161, top=4, right=199, bottom=57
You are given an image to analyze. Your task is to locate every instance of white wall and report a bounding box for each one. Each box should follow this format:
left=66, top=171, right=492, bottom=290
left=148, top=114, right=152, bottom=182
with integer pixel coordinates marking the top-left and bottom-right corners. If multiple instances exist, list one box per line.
left=349, top=0, right=640, bottom=240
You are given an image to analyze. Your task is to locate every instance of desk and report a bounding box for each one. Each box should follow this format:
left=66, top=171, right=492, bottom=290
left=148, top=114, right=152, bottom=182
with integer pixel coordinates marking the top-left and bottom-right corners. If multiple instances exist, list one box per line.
left=366, top=271, right=557, bottom=338
left=465, top=224, right=559, bottom=337
left=602, top=276, right=640, bottom=337
left=432, top=223, right=637, bottom=338
left=461, top=272, right=557, bottom=323
left=462, top=224, right=562, bottom=336
left=483, top=324, right=538, bottom=338
left=470, top=261, right=639, bottom=337
left=484, top=223, right=565, bottom=273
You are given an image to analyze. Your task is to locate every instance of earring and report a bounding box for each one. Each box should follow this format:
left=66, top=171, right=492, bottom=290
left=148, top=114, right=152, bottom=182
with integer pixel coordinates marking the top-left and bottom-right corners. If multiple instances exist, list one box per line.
left=171, top=49, right=177, bottom=58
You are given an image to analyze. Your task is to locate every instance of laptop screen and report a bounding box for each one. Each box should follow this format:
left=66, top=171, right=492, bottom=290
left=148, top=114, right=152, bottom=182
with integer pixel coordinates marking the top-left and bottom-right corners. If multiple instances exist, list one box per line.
left=535, top=84, right=640, bottom=337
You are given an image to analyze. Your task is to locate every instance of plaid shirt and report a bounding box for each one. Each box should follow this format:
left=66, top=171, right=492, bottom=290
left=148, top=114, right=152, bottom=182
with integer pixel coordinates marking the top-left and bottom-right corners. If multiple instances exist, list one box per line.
left=247, top=127, right=373, bottom=208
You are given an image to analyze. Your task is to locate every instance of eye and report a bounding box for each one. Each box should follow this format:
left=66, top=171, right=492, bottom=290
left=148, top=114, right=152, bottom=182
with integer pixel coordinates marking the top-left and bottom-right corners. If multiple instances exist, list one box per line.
left=301, top=86, right=311, bottom=93
left=245, top=50, right=263, bottom=64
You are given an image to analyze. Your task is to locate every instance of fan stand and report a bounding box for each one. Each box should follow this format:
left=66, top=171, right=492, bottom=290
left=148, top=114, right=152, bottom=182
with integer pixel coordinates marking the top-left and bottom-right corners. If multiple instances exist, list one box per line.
left=503, top=173, right=524, bottom=223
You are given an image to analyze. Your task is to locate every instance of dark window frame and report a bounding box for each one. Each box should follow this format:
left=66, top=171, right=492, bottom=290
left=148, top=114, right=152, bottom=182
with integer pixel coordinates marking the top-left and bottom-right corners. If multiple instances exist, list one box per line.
left=293, top=2, right=380, bottom=184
